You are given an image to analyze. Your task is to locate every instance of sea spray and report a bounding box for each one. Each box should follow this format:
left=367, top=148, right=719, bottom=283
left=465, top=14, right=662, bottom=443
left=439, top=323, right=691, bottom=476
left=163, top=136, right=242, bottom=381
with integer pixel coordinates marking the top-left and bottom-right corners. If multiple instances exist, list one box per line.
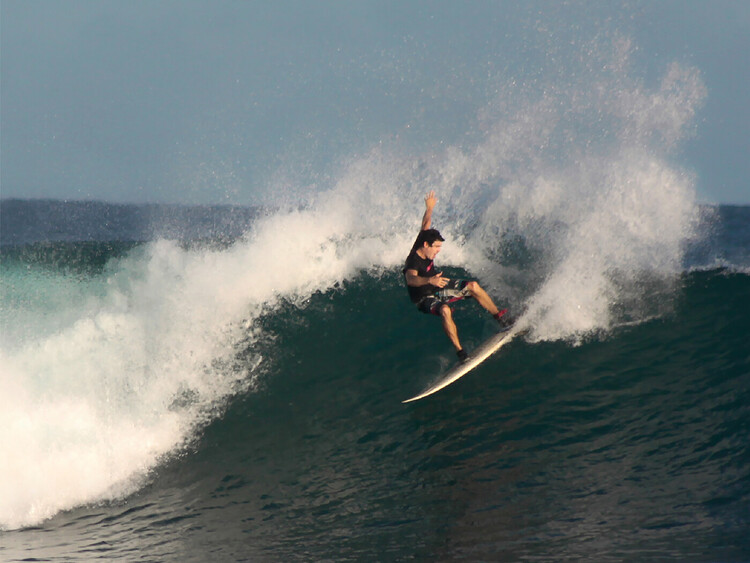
left=428, top=40, right=706, bottom=341
left=0, top=36, right=707, bottom=529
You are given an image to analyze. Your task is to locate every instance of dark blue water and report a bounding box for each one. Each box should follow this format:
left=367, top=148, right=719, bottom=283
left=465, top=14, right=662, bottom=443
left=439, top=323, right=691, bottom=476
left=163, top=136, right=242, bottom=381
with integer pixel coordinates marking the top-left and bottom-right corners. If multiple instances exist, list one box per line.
left=1, top=199, right=748, bottom=561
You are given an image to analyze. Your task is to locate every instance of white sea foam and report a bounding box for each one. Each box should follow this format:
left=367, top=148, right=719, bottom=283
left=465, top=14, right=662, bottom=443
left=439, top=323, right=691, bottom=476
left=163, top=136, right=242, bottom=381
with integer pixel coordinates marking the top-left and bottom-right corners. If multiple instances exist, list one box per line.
left=0, top=209, right=413, bottom=530
left=0, top=37, right=707, bottom=529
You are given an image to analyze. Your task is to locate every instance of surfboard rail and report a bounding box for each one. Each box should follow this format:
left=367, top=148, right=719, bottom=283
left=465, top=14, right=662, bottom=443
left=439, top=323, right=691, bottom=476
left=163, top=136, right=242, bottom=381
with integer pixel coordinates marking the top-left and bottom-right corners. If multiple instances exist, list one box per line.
left=402, top=327, right=522, bottom=403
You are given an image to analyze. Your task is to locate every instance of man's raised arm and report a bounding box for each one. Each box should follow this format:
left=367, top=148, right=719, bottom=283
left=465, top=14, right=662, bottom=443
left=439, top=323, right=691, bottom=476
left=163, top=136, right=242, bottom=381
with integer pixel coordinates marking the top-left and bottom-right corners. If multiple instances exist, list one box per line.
left=421, top=190, right=437, bottom=231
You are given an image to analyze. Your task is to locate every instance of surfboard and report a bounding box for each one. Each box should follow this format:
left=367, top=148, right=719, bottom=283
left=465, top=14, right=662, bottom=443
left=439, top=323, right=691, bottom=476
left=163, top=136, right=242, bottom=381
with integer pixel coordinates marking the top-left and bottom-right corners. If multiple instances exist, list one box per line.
left=402, top=327, right=522, bottom=403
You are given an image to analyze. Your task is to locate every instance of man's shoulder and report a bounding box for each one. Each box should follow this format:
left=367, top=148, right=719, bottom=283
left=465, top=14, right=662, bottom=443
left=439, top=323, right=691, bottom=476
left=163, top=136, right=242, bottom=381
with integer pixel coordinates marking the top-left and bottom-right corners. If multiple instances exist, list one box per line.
left=404, top=249, right=422, bottom=263
left=404, top=250, right=429, bottom=270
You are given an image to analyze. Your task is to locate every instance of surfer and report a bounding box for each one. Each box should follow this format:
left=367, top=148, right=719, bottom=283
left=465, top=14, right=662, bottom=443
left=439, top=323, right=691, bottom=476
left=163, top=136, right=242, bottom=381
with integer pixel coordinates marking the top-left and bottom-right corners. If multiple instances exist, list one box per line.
left=403, top=191, right=511, bottom=362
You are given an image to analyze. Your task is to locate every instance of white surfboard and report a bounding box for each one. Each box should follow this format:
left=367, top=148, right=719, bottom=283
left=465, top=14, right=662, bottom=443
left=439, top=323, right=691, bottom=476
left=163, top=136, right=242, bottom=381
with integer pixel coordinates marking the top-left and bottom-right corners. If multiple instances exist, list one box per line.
left=402, top=327, right=522, bottom=403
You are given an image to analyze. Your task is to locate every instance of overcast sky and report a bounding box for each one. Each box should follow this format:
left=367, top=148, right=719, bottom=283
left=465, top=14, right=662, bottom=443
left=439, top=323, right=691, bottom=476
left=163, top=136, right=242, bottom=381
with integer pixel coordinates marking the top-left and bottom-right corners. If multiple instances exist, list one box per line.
left=2, top=0, right=748, bottom=205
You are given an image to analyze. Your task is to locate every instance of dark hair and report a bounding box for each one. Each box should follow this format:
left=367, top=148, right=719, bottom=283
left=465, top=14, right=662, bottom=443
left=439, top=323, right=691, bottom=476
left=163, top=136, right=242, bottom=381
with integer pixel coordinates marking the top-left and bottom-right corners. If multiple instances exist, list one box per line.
left=414, top=228, right=445, bottom=248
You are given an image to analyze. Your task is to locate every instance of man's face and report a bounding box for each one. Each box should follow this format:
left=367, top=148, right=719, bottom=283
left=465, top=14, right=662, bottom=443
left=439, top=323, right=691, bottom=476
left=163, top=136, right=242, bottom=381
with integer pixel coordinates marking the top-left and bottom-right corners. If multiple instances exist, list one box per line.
left=424, top=240, right=442, bottom=260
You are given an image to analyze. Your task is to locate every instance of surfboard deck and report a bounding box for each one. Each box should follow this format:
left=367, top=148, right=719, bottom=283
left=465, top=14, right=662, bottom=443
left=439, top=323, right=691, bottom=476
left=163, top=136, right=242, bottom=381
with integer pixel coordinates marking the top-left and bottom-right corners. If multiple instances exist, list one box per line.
left=402, top=327, right=522, bottom=403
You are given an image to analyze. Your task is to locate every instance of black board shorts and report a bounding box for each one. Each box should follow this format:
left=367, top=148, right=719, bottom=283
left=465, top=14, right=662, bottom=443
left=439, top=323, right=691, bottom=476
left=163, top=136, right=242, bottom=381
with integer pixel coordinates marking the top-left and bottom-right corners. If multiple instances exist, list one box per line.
left=416, top=279, right=472, bottom=315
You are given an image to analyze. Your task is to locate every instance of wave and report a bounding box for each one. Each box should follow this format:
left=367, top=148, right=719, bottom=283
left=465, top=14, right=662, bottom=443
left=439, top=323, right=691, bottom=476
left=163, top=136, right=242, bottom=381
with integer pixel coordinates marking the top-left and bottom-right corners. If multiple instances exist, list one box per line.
left=0, top=37, right=716, bottom=530
left=4, top=267, right=747, bottom=559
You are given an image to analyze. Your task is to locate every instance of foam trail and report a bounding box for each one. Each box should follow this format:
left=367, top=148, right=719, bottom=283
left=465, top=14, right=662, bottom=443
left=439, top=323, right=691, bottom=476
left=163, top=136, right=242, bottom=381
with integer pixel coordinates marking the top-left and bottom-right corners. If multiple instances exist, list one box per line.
left=0, top=36, right=707, bottom=529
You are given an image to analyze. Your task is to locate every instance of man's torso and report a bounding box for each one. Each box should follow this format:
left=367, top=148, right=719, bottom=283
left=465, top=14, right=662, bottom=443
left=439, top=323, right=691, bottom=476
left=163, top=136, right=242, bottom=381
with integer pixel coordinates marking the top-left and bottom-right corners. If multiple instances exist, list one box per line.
left=403, top=250, right=436, bottom=303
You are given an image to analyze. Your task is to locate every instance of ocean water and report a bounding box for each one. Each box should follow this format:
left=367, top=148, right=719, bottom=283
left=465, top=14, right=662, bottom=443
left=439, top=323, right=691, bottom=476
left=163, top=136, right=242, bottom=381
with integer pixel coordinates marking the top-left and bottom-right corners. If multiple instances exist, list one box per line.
left=2, top=44, right=750, bottom=561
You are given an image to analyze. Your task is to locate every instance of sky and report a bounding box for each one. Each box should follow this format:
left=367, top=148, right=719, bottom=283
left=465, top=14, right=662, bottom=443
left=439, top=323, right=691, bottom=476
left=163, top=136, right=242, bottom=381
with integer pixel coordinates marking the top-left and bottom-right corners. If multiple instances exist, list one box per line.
left=1, top=0, right=749, bottom=205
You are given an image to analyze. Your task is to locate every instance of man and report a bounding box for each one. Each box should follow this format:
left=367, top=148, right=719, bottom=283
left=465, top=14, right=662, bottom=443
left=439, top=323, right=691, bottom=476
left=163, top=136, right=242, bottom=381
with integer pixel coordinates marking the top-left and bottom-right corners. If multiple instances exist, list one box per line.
left=403, top=191, right=511, bottom=362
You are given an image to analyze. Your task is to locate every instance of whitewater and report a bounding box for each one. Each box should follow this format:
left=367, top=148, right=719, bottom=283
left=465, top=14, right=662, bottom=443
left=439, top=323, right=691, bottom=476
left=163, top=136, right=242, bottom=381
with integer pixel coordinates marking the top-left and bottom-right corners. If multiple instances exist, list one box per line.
left=1, top=38, right=748, bottom=561
left=0, top=38, right=709, bottom=529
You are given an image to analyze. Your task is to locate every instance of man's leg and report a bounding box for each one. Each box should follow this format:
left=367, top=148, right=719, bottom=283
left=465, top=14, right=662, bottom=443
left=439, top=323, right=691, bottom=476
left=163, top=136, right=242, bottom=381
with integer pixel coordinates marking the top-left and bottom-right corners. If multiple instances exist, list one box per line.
left=465, top=281, right=501, bottom=315
left=439, top=304, right=463, bottom=352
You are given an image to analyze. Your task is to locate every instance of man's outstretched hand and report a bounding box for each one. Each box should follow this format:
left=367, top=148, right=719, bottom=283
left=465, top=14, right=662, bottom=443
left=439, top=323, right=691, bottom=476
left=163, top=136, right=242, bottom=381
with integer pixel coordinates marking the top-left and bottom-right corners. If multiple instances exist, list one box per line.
left=425, top=190, right=437, bottom=210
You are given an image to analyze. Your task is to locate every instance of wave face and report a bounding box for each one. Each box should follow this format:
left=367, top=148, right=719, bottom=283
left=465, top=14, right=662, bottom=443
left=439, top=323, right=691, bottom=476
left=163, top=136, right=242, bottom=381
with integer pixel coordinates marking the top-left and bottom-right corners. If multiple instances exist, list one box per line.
left=2, top=39, right=749, bottom=560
